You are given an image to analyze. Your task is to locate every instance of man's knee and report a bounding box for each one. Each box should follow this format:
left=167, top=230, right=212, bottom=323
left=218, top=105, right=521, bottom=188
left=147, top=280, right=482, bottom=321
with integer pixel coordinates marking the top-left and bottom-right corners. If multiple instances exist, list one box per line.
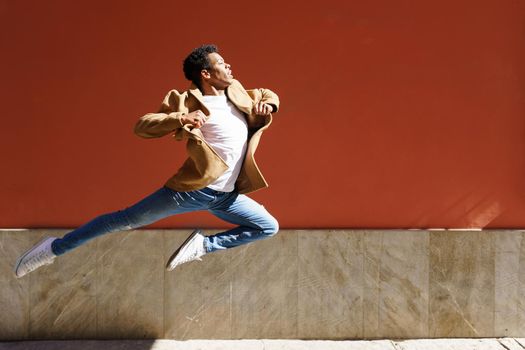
left=262, top=216, right=279, bottom=237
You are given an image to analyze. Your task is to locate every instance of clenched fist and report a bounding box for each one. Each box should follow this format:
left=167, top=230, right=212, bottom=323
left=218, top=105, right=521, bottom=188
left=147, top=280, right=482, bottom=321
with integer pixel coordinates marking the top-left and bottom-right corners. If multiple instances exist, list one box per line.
left=181, top=110, right=207, bottom=128
left=253, top=102, right=274, bottom=116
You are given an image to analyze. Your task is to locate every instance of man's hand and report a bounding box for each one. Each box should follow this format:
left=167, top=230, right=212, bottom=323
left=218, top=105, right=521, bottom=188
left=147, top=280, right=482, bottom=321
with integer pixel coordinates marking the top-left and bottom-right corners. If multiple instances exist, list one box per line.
left=181, top=110, right=207, bottom=128
left=253, top=102, right=274, bottom=116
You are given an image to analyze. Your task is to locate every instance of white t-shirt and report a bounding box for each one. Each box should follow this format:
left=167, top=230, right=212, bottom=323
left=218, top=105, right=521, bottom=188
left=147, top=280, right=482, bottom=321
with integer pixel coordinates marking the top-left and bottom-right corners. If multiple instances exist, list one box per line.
left=201, top=95, right=248, bottom=192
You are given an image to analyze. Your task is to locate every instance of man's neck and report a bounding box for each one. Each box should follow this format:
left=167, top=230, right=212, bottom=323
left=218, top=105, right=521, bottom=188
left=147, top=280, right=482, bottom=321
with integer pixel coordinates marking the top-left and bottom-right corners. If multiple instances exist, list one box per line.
left=201, top=84, right=226, bottom=96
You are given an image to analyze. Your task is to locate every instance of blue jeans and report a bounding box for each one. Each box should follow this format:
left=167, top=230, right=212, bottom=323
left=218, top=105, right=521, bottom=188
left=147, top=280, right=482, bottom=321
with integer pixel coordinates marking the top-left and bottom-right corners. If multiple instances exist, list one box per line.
left=51, top=186, right=279, bottom=255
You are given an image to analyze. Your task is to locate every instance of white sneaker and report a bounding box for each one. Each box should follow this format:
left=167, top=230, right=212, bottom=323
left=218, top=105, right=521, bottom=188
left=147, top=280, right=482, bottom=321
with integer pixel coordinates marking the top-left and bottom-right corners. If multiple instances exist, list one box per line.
left=14, top=237, right=58, bottom=278
left=166, top=229, right=207, bottom=271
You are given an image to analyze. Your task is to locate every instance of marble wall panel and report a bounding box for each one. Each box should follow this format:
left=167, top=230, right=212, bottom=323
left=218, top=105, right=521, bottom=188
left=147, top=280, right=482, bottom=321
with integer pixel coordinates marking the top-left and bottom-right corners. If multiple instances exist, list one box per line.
left=3, top=229, right=525, bottom=340
left=429, top=230, right=495, bottom=337
left=0, top=230, right=36, bottom=340
left=164, top=229, right=234, bottom=340
left=519, top=233, right=525, bottom=337
left=96, top=230, right=164, bottom=339
left=230, top=230, right=298, bottom=339
left=363, top=231, right=381, bottom=338
left=494, top=231, right=524, bottom=336
left=372, top=230, right=429, bottom=338
left=298, top=230, right=363, bottom=339
left=28, top=230, right=98, bottom=339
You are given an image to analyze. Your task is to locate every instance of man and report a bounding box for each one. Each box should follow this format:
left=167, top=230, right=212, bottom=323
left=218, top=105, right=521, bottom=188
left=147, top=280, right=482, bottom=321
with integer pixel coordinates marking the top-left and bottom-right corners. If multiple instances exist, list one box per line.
left=14, top=44, right=280, bottom=278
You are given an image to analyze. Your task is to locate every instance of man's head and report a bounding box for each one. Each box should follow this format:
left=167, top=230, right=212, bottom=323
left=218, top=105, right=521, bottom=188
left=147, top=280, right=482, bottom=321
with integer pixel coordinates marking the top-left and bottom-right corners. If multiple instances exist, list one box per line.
left=183, top=44, right=234, bottom=90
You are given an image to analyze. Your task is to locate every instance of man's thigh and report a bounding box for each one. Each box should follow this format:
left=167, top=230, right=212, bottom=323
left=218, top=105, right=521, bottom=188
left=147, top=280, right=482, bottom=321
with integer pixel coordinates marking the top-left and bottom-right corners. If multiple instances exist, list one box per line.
left=123, top=187, right=208, bottom=227
left=210, top=193, right=278, bottom=232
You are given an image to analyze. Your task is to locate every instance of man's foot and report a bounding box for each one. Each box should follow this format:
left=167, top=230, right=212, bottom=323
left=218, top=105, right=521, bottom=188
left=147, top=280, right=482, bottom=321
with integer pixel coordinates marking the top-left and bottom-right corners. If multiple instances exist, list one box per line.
left=166, top=229, right=207, bottom=271
left=14, top=237, right=58, bottom=278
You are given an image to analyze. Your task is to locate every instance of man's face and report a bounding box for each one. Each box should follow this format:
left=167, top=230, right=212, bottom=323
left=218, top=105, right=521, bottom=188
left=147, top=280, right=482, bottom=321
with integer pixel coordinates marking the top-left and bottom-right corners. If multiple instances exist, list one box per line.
left=202, top=52, right=234, bottom=89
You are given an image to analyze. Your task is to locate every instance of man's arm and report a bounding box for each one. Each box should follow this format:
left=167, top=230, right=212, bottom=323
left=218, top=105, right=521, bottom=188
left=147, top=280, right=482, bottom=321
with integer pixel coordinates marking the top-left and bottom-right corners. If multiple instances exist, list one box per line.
left=246, top=88, right=280, bottom=116
left=134, top=90, right=187, bottom=138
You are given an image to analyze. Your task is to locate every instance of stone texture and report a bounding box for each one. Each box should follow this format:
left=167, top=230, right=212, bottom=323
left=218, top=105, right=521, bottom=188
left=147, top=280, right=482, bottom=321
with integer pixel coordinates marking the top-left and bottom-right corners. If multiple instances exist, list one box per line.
left=2, top=229, right=525, bottom=340
left=370, top=230, right=429, bottom=338
left=494, top=231, right=525, bottom=336
left=3, top=339, right=518, bottom=350
left=263, top=339, right=397, bottom=350
left=493, top=231, right=525, bottom=336
left=27, top=229, right=98, bottom=339
left=164, top=229, right=234, bottom=340
left=231, top=230, right=298, bottom=339
left=0, top=339, right=399, bottom=350
left=298, top=230, right=363, bottom=339
left=178, top=340, right=264, bottom=350
left=514, top=339, right=525, bottom=348
left=363, top=231, right=381, bottom=338
left=164, top=229, right=298, bottom=339
left=96, top=230, right=164, bottom=339
left=497, top=338, right=525, bottom=350
left=429, top=230, right=495, bottom=337
left=394, top=339, right=506, bottom=350
left=0, top=230, right=35, bottom=340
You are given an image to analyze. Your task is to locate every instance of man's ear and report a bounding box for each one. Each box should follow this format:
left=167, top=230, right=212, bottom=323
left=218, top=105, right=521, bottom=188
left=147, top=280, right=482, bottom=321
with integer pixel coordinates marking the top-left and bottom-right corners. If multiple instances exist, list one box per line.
left=200, top=69, right=211, bottom=81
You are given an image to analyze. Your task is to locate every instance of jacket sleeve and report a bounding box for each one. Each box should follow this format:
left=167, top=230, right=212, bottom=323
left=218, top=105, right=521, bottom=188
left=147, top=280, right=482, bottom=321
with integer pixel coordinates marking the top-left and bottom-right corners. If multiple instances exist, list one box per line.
left=134, top=90, right=187, bottom=138
left=246, top=88, right=280, bottom=113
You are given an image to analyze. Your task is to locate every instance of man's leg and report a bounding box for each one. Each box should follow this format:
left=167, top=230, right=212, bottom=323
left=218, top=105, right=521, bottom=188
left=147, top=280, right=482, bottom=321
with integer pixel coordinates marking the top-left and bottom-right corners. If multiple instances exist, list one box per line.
left=165, top=190, right=278, bottom=271
left=51, top=186, right=192, bottom=255
left=205, top=192, right=279, bottom=252
left=14, top=186, right=198, bottom=277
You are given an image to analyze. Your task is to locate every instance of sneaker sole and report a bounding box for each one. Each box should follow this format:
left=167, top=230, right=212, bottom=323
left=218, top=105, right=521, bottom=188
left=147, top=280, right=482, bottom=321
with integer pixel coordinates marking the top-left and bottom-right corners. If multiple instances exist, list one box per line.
left=166, top=229, right=201, bottom=271
left=13, top=238, right=52, bottom=278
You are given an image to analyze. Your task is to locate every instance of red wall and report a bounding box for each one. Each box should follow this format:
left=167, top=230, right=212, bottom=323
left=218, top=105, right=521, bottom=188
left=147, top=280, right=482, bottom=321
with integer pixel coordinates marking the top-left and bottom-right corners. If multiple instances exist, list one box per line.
left=1, top=0, right=525, bottom=229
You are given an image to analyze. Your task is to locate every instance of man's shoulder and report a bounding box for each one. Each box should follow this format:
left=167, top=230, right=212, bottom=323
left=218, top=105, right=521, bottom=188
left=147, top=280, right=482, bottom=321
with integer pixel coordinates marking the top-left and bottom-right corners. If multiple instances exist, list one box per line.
left=159, top=88, right=191, bottom=105
left=164, top=88, right=190, bottom=97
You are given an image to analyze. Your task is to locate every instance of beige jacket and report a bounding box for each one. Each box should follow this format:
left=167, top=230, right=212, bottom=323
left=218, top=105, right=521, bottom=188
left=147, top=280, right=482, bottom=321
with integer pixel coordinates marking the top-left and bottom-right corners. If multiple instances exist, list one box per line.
left=134, top=79, right=280, bottom=194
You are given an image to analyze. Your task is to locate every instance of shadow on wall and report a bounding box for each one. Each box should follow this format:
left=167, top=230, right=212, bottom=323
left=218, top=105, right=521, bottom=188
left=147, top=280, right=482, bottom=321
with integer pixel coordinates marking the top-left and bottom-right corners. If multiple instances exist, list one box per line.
left=408, top=186, right=506, bottom=229
left=0, top=340, right=158, bottom=350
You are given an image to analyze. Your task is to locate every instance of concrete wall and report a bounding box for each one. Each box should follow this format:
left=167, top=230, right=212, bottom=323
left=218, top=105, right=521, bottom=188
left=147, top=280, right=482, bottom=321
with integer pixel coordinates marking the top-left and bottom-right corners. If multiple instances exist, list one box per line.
left=2, top=229, right=524, bottom=340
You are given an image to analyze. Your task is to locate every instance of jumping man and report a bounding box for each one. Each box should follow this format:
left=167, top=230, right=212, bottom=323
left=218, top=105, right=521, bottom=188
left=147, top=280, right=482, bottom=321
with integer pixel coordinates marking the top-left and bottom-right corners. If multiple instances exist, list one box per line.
left=14, top=44, right=280, bottom=278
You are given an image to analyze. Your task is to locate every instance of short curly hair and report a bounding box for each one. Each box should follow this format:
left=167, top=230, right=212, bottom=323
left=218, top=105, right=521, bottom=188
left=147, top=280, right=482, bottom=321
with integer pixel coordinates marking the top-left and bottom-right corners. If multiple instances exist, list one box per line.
left=183, top=44, right=218, bottom=87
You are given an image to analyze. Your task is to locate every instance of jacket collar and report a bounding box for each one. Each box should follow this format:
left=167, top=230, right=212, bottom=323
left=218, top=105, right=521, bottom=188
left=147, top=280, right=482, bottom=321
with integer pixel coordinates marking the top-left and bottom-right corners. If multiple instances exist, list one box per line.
left=226, top=80, right=253, bottom=115
left=187, top=80, right=253, bottom=116
left=187, top=83, right=210, bottom=115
